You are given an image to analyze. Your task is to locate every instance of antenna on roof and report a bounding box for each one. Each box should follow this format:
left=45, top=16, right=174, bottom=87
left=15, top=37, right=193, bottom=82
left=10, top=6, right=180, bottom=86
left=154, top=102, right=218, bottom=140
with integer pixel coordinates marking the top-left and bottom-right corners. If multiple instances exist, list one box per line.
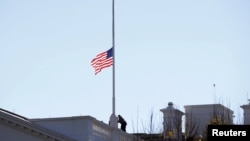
left=213, top=83, right=217, bottom=104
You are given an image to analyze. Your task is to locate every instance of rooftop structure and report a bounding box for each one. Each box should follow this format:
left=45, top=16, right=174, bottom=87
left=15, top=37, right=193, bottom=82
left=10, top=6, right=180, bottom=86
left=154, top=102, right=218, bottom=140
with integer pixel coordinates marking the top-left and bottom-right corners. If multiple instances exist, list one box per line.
left=240, top=100, right=250, bottom=125
left=0, top=108, right=139, bottom=141
left=160, top=102, right=184, bottom=141
left=184, top=104, right=234, bottom=139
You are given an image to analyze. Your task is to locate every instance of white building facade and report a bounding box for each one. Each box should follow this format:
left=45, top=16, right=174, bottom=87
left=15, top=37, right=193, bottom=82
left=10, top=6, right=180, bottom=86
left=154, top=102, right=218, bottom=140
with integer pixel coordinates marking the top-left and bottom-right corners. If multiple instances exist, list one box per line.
left=0, top=108, right=139, bottom=141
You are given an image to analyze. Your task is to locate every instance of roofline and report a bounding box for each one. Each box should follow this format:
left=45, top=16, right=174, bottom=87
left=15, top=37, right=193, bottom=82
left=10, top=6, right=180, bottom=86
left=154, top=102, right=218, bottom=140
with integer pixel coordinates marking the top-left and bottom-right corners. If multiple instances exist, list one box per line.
left=184, top=103, right=234, bottom=113
left=184, top=103, right=229, bottom=108
left=0, top=108, right=76, bottom=141
left=0, top=108, right=29, bottom=121
left=30, top=115, right=96, bottom=122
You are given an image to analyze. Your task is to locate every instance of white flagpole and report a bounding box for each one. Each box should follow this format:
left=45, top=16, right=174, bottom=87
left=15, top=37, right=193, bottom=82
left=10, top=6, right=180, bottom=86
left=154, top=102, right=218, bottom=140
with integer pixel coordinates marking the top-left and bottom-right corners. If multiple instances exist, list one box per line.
left=112, top=0, right=115, bottom=117
left=109, top=0, right=117, bottom=128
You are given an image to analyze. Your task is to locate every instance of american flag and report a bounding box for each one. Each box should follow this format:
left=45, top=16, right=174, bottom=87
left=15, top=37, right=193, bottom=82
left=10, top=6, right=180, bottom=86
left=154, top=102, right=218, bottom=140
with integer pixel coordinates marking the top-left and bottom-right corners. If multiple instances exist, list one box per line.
left=91, top=47, right=113, bottom=75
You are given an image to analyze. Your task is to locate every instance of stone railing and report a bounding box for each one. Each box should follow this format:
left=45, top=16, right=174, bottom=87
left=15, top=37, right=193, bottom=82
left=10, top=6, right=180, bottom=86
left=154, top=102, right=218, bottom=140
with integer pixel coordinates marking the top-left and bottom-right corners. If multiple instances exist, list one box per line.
left=92, top=122, right=112, bottom=140
left=30, top=115, right=141, bottom=141
left=91, top=118, right=140, bottom=141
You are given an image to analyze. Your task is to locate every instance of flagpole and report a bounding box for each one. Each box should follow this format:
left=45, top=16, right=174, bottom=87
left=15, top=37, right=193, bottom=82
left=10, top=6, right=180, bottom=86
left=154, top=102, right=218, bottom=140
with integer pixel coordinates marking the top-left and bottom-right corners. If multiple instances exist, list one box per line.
left=109, top=0, right=117, bottom=128
left=112, top=0, right=115, bottom=117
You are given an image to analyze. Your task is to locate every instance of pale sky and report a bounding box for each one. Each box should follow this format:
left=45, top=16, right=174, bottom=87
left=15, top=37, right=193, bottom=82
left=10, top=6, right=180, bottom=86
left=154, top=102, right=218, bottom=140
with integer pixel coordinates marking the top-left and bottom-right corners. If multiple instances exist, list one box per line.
left=1, top=0, right=250, bottom=133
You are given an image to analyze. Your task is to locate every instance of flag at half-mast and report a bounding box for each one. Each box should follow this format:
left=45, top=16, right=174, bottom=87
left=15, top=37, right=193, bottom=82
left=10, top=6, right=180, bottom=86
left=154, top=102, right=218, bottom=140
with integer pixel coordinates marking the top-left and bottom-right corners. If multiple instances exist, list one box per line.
left=91, top=47, right=113, bottom=75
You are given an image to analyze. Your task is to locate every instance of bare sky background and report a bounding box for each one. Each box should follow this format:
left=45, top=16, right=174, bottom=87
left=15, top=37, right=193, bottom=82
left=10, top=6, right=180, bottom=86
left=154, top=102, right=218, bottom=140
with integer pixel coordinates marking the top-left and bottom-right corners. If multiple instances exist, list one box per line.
left=1, top=0, right=250, bottom=133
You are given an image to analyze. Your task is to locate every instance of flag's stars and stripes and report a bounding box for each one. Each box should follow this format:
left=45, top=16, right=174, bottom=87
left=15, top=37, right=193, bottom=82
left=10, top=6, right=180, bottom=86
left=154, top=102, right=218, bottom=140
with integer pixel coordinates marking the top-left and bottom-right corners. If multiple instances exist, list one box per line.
left=91, top=47, right=113, bottom=75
